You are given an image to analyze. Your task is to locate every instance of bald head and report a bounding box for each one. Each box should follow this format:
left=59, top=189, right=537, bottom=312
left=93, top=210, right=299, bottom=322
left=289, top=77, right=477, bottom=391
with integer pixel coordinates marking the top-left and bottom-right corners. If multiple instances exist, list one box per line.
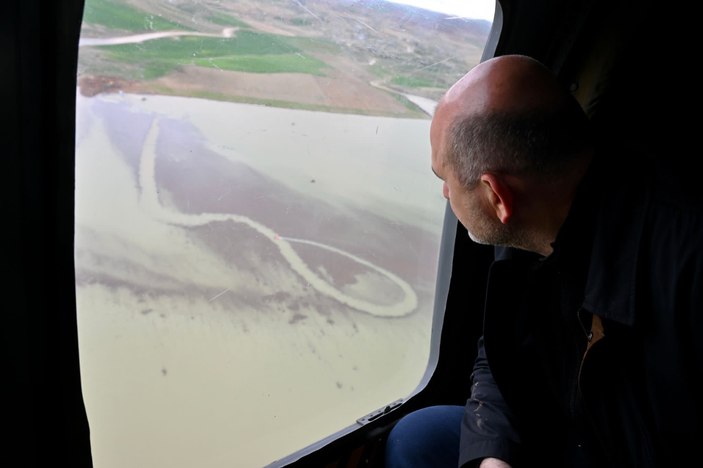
left=441, top=54, right=575, bottom=121
left=432, top=54, right=592, bottom=188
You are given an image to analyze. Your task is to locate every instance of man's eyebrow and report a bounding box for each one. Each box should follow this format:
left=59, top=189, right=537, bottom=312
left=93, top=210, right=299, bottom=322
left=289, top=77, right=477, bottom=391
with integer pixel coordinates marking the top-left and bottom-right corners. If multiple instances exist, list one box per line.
left=431, top=166, right=443, bottom=180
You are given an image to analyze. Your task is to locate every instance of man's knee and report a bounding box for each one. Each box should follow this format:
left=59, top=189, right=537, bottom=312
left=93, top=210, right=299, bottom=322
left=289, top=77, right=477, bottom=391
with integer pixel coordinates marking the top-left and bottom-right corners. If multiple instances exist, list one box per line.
left=385, top=405, right=464, bottom=468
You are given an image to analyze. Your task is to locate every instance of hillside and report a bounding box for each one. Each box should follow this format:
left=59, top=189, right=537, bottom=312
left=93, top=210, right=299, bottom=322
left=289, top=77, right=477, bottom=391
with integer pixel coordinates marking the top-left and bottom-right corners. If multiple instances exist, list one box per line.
left=78, top=0, right=491, bottom=116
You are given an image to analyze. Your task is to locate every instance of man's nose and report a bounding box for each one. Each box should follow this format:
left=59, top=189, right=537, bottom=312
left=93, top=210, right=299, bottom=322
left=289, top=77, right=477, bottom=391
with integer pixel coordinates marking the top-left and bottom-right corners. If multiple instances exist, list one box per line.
left=442, top=181, right=449, bottom=200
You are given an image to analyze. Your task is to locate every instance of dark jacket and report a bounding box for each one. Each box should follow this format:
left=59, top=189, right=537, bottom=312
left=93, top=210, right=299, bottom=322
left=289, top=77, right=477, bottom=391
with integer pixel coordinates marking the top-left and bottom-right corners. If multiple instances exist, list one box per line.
left=459, top=151, right=703, bottom=468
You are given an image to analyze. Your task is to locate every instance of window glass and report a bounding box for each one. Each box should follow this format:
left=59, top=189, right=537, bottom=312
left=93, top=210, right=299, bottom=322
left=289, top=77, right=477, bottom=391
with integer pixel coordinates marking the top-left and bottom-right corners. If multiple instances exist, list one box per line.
left=75, top=1, right=493, bottom=466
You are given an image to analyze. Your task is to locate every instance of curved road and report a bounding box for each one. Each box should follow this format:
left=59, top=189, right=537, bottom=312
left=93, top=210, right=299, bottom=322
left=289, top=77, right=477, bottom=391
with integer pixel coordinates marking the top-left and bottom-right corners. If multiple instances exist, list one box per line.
left=79, top=28, right=236, bottom=46
left=139, top=119, right=419, bottom=318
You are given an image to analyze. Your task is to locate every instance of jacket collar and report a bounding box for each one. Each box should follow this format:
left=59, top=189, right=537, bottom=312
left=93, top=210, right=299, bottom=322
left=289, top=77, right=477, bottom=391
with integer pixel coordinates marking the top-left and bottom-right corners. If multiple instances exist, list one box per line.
left=552, top=152, right=651, bottom=327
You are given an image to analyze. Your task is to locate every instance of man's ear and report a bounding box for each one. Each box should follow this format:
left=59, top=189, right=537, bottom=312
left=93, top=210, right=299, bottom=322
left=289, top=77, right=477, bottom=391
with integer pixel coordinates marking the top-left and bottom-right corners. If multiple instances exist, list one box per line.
left=479, top=173, right=513, bottom=224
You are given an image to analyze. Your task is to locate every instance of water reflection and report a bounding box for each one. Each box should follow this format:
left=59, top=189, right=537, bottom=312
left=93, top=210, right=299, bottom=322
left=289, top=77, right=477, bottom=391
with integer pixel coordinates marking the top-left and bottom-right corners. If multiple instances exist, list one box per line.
left=75, top=91, right=444, bottom=467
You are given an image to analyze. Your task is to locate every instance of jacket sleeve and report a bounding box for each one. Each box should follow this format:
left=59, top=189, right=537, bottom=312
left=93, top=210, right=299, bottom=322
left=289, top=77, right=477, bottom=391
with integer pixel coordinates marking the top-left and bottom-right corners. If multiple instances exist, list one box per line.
left=459, top=335, right=521, bottom=468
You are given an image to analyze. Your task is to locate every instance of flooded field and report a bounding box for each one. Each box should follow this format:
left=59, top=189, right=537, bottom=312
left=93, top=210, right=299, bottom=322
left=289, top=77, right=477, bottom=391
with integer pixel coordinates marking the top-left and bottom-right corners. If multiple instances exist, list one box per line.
left=75, top=90, right=445, bottom=467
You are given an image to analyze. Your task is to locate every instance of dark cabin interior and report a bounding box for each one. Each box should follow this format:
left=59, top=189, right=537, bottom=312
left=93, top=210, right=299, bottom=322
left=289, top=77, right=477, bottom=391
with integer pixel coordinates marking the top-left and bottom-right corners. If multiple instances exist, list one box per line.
left=5, top=0, right=693, bottom=466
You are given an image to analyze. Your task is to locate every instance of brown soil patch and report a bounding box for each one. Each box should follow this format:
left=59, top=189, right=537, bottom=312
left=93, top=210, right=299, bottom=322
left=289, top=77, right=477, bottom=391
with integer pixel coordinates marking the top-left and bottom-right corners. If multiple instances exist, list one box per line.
left=79, top=65, right=424, bottom=117
left=78, top=75, right=136, bottom=97
left=162, top=66, right=414, bottom=114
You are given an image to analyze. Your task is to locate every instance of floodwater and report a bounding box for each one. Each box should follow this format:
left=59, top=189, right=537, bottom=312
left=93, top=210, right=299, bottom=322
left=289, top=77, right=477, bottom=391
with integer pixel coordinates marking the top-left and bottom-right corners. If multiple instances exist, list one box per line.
left=74, top=90, right=446, bottom=467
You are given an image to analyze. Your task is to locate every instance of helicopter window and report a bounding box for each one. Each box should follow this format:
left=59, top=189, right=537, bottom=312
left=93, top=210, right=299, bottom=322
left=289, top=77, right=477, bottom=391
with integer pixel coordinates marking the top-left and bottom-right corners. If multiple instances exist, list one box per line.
left=74, top=0, right=494, bottom=466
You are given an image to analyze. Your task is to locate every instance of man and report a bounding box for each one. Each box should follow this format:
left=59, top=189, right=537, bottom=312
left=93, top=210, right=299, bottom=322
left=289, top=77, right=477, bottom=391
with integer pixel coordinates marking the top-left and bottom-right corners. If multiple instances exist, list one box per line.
left=385, top=54, right=703, bottom=467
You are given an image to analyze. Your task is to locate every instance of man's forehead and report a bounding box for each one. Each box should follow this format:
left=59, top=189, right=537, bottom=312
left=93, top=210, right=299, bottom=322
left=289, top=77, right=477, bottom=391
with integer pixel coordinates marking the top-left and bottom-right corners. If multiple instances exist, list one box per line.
left=429, top=114, right=451, bottom=177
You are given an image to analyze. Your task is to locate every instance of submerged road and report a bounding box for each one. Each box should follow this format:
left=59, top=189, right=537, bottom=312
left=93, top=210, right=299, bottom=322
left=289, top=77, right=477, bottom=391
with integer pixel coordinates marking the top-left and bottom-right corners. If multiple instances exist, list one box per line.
left=139, top=119, right=419, bottom=317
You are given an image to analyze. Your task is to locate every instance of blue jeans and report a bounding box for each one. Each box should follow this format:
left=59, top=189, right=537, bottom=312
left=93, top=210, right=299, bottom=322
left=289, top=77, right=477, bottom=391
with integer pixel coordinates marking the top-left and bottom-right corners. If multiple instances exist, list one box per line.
left=385, top=405, right=464, bottom=468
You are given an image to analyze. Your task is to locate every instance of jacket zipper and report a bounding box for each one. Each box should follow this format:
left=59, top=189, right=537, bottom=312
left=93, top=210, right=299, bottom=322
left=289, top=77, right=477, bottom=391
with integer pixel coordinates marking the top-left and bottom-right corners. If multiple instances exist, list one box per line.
left=576, top=308, right=605, bottom=394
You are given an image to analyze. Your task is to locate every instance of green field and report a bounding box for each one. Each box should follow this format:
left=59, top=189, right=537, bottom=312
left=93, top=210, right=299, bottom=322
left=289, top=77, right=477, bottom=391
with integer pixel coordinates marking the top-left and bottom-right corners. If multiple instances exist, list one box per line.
left=100, top=32, right=328, bottom=80
left=83, top=0, right=189, bottom=32
left=82, top=0, right=330, bottom=80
